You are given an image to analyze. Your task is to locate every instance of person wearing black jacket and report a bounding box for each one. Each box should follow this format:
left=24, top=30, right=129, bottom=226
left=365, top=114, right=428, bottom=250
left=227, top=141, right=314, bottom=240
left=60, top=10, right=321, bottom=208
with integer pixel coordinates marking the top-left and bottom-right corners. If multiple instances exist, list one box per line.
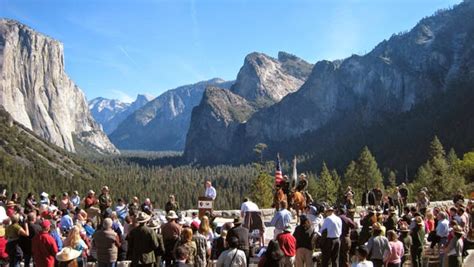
left=293, top=215, right=314, bottom=267
left=19, top=212, right=41, bottom=267
left=338, top=208, right=356, bottom=267
left=226, top=217, right=249, bottom=264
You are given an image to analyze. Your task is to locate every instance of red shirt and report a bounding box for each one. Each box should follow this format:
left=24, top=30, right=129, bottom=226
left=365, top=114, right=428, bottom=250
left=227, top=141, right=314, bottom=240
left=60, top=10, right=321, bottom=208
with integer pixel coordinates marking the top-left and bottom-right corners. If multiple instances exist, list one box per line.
left=32, top=232, right=58, bottom=267
left=0, top=237, right=7, bottom=260
left=277, top=232, right=296, bottom=257
left=84, top=196, right=98, bottom=209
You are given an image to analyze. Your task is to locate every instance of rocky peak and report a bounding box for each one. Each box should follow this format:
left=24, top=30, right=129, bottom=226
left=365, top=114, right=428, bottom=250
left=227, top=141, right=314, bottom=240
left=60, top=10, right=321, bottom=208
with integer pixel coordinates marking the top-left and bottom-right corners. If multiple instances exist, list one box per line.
left=230, top=51, right=313, bottom=107
left=0, top=19, right=118, bottom=154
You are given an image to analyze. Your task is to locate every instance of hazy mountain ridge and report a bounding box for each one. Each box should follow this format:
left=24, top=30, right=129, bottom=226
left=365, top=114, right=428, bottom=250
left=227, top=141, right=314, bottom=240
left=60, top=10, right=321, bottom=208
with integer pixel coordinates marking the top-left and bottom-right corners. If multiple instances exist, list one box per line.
left=0, top=19, right=118, bottom=154
left=89, top=94, right=153, bottom=134
left=109, top=78, right=233, bottom=151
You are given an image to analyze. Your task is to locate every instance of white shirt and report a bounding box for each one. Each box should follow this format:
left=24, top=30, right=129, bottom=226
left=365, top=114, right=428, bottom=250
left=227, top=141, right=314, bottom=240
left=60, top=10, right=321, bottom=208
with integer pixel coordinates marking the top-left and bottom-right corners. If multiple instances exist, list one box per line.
left=205, top=186, right=217, bottom=200
left=240, top=201, right=259, bottom=214
left=320, top=214, right=342, bottom=238
left=351, top=260, right=374, bottom=267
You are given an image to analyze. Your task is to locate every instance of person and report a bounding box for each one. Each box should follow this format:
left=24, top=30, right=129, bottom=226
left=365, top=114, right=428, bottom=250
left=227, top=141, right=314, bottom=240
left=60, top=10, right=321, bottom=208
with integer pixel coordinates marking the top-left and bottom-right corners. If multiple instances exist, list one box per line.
left=6, top=213, right=29, bottom=267
left=60, top=209, right=74, bottom=234
left=410, top=216, right=425, bottom=267
left=240, top=197, right=259, bottom=218
left=0, top=225, right=8, bottom=266
left=24, top=193, right=37, bottom=214
left=211, top=229, right=227, bottom=260
left=93, top=218, right=121, bottom=267
left=453, top=189, right=464, bottom=205
left=226, top=217, right=249, bottom=264
left=40, top=192, right=50, bottom=206
left=320, top=205, right=342, bottom=267
left=339, top=207, right=356, bottom=267
left=269, top=200, right=292, bottom=238
left=384, top=207, right=398, bottom=233
left=305, top=204, right=323, bottom=233
left=127, top=212, right=160, bottom=267
left=19, top=212, right=42, bottom=267
left=165, top=195, right=180, bottom=214
left=446, top=225, right=464, bottom=267
left=147, top=220, right=165, bottom=267
left=384, top=230, right=404, bottom=267
left=190, top=221, right=207, bottom=267
left=293, top=215, right=314, bottom=267
left=416, top=191, right=429, bottom=216
left=204, top=181, right=217, bottom=200
left=32, top=220, right=58, bottom=267
left=141, top=198, right=153, bottom=215
left=398, top=183, right=408, bottom=207
left=397, top=223, right=412, bottom=266
left=436, top=211, right=450, bottom=263
left=367, top=223, right=390, bottom=267
left=114, top=198, right=128, bottom=223
left=59, top=192, right=72, bottom=211
left=352, top=245, right=373, bottom=267
left=99, top=186, right=112, bottom=218
left=359, top=207, right=375, bottom=245
left=63, top=225, right=88, bottom=265
left=275, top=225, right=296, bottom=266
left=258, top=239, right=285, bottom=267
left=173, top=246, right=191, bottom=267
left=161, top=211, right=182, bottom=266
left=84, top=190, right=100, bottom=224
left=174, top=228, right=197, bottom=266
left=216, top=236, right=246, bottom=267
left=70, top=191, right=81, bottom=208
left=295, top=173, right=308, bottom=192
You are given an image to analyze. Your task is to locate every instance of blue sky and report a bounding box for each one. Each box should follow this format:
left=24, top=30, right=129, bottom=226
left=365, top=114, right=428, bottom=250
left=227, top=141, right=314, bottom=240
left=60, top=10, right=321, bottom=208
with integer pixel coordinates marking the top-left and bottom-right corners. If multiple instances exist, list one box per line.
left=0, top=0, right=462, bottom=102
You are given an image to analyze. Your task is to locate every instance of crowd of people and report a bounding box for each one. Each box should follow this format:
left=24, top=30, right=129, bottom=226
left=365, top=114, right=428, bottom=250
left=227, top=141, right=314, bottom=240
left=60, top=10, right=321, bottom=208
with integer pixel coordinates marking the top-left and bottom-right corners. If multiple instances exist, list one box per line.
left=0, top=180, right=473, bottom=267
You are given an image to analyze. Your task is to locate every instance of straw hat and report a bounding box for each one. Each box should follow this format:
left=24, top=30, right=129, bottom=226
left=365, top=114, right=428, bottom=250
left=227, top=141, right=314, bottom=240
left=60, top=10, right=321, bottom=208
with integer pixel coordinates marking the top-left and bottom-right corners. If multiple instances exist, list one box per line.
left=166, top=210, right=179, bottom=220
left=6, top=201, right=15, bottom=207
left=283, top=225, right=292, bottom=232
left=136, top=212, right=151, bottom=223
left=453, top=225, right=464, bottom=235
left=233, top=216, right=242, bottom=225
left=56, top=247, right=81, bottom=262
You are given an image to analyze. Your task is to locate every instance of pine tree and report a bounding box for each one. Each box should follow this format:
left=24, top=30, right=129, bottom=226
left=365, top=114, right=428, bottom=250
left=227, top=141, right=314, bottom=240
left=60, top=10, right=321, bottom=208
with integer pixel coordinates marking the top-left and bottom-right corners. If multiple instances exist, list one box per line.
left=414, top=137, right=465, bottom=200
left=317, top=162, right=338, bottom=204
left=250, top=171, right=273, bottom=208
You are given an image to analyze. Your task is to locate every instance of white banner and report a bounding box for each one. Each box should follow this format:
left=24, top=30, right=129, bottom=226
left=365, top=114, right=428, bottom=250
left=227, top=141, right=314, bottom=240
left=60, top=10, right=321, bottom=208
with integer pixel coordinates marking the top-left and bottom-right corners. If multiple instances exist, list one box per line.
left=198, top=200, right=213, bottom=209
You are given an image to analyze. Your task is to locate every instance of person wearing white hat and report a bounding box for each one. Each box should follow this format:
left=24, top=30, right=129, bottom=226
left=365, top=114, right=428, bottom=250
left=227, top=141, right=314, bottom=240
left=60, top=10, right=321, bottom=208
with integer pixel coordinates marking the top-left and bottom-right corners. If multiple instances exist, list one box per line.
left=161, top=210, right=182, bottom=266
left=319, top=205, right=342, bottom=267
left=56, top=247, right=82, bottom=265
left=127, top=212, right=159, bottom=266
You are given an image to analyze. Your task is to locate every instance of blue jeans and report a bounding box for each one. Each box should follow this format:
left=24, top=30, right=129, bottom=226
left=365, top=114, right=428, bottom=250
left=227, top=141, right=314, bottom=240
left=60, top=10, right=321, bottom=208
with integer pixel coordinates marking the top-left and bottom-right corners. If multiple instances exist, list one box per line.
left=98, top=262, right=116, bottom=267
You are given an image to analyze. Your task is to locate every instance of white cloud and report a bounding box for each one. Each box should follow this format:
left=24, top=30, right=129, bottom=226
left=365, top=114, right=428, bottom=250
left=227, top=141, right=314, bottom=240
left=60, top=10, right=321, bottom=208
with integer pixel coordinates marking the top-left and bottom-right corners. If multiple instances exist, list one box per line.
left=109, top=89, right=134, bottom=103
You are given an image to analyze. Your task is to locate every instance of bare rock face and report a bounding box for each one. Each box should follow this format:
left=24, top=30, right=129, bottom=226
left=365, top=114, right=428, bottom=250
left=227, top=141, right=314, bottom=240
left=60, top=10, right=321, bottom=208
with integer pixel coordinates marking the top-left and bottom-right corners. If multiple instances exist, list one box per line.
left=184, top=87, right=256, bottom=163
left=0, top=19, right=118, bottom=154
left=231, top=52, right=313, bottom=107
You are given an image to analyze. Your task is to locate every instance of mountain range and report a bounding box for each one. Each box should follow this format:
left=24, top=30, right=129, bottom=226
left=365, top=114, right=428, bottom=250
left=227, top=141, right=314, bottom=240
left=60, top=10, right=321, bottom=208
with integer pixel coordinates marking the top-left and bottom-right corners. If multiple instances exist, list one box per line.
left=184, top=0, right=474, bottom=172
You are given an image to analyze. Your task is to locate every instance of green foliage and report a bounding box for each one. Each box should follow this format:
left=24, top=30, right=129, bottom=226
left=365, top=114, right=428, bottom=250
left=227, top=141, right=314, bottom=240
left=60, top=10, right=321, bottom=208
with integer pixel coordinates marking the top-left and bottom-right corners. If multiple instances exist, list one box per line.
left=312, top=162, right=339, bottom=204
left=457, top=151, right=474, bottom=183
left=250, top=168, right=273, bottom=208
left=253, top=143, right=268, bottom=164
left=343, top=147, right=383, bottom=204
left=413, top=136, right=465, bottom=200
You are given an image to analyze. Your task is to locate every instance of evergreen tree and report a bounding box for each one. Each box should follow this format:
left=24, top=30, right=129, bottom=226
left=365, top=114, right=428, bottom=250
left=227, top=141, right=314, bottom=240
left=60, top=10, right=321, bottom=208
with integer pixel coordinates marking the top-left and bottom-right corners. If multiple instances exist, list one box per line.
left=343, top=147, right=383, bottom=203
left=250, top=170, right=273, bottom=208
left=414, top=137, right=465, bottom=200
left=317, top=162, right=338, bottom=204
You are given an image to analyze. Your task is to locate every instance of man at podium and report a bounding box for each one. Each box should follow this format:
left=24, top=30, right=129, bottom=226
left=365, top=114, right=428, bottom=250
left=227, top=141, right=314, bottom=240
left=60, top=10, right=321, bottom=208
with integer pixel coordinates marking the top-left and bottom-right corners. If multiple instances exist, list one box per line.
left=204, top=180, right=217, bottom=200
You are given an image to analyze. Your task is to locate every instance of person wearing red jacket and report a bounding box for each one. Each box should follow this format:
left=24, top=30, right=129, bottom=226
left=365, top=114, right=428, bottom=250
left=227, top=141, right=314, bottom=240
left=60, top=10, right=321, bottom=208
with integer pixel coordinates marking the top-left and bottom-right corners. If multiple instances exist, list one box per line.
left=0, top=226, right=8, bottom=266
left=276, top=225, right=296, bottom=266
left=32, top=220, right=58, bottom=267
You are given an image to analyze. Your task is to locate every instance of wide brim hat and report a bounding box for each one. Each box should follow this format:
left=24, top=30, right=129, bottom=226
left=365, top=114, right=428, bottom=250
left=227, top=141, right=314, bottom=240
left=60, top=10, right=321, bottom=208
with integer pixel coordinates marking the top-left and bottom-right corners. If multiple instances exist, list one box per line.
left=453, top=225, right=464, bottom=235
left=283, top=225, right=292, bottom=232
left=147, top=220, right=160, bottom=230
left=415, top=216, right=424, bottom=225
left=56, top=247, right=81, bottom=262
left=40, top=192, right=49, bottom=198
left=299, top=173, right=307, bottom=178
left=137, top=212, right=151, bottom=223
left=166, top=210, right=179, bottom=220
left=102, top=186, right=109, bottom=191
left=398, top=224, right=410, bottom=232
left=6, top=201, right=15, bottom=207
left=389, top=207, right=397, bottom=214
left=87, top=190, right=95, bottom=195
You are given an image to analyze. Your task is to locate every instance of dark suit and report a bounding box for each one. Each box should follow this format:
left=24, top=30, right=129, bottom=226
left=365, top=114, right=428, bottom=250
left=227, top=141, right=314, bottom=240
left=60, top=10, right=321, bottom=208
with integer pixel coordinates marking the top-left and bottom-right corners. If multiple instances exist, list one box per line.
left=172, top=261, right=191, bottom=267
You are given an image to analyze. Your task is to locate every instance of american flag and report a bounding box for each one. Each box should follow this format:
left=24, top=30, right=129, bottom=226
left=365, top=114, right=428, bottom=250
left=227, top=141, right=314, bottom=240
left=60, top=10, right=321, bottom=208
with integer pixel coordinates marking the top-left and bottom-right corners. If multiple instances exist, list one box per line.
left=275, top=154, right=284, bottom=185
